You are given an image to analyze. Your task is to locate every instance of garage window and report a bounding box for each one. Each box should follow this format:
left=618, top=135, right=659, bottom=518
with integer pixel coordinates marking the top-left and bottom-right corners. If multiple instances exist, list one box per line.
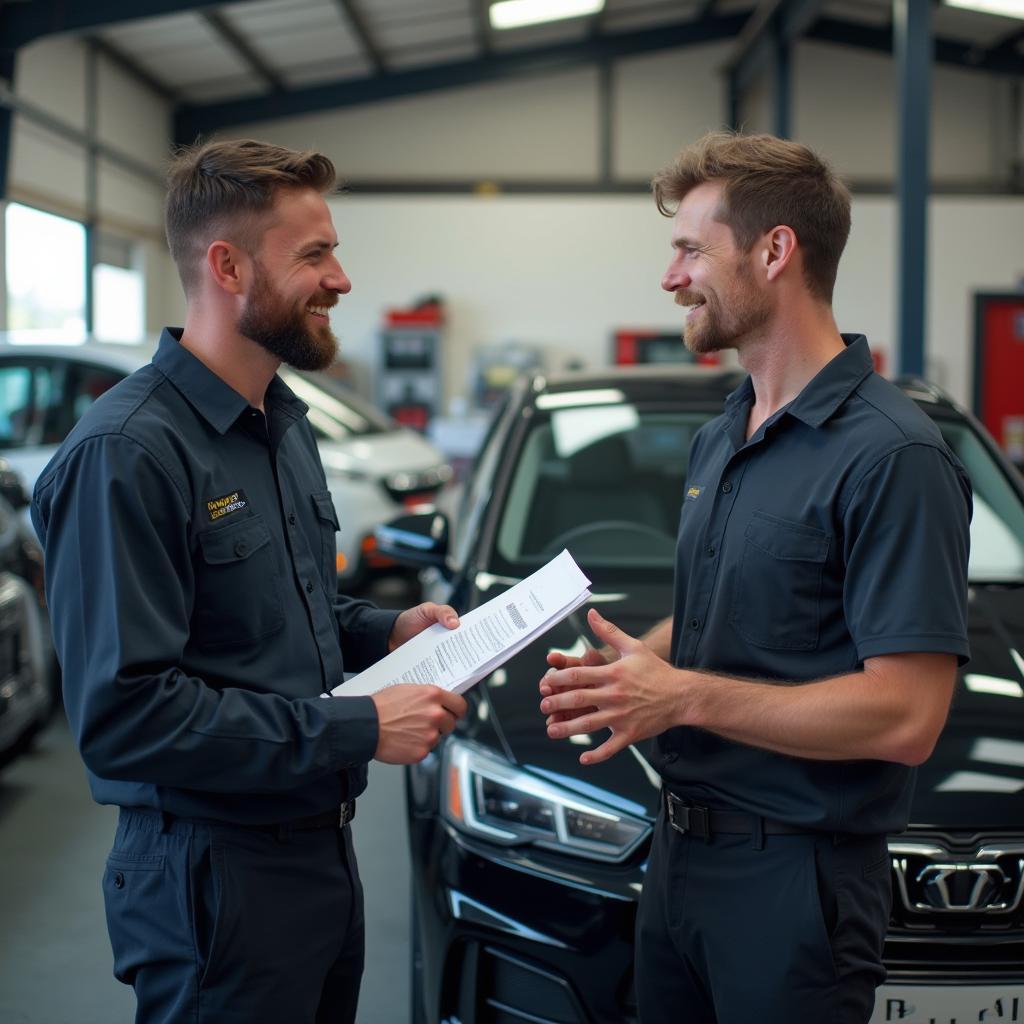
left=4, top=204, right=87, bottom=343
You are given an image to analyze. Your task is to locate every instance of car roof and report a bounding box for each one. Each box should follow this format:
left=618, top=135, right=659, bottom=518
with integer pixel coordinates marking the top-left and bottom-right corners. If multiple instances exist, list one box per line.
left=525, top=363, right=748, bottom=406
left=0, top=342, right=153, bottom=374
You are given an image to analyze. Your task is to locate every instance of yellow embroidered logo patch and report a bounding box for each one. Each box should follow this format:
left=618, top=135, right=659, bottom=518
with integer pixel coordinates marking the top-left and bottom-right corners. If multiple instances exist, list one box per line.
left=206, top=490, right=249, bottom=522
left=685, top=485, right=703, bottom=501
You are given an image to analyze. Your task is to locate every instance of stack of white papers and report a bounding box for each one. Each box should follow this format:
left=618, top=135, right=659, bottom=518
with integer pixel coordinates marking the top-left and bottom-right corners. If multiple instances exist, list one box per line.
left=330, top=549, right=591, bottom=698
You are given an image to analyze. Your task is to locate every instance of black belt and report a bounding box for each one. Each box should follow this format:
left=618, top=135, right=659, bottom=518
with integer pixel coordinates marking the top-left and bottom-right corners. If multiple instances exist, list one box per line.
left=149, top=800, right=356, bottom=838
left=664, top=791, right=810, bottom=840
left=256, top=800, right=355, bottom=834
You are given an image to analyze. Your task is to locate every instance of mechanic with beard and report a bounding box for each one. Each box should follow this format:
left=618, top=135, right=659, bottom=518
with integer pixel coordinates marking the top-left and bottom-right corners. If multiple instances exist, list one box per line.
left=32, top=139, right=467, bottom=1024
left=539, top=132, right=971, bottom=1024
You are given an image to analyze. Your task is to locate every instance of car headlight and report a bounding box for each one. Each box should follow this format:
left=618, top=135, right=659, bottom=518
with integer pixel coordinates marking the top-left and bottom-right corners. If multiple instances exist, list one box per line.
left=384, top=464, right=453, bottom=498
left=443, top=739, right=649, bottom=863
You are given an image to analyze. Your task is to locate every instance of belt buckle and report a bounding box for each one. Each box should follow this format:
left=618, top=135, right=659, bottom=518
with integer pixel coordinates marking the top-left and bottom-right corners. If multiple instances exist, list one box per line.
left=666, top=794, right=711, bottom=840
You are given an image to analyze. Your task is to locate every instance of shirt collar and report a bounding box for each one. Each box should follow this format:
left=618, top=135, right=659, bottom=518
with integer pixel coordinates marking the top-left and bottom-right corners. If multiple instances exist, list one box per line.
left=152, top=328, right=308, bottom=435
left=722, top=334, right=874, bottom=430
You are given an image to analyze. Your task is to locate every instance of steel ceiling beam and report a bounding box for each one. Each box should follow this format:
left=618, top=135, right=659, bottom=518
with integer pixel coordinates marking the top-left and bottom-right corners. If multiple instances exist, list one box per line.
left=806, top=16, right=1024, bottom=76
left=202, top=10, right=285, bottom=92
left=985, top=24, right=1024, bottom=61
left=724, top=0, right=825, bottom=97
left=473, top=0, right=494, bottom=56
left=334, top=0, right=384, bottom=74
left=174, top=11, right=749, bottom=142
left=87, top=35, right=178, bottom=102
left=0, top=0, right=269, bottom=53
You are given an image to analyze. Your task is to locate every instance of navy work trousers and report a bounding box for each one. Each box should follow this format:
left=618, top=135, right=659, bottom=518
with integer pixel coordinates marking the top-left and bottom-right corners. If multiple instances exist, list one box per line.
left=102, top=808, right=364, bottom=1024
left=635, top=808, right=891, bottom=1024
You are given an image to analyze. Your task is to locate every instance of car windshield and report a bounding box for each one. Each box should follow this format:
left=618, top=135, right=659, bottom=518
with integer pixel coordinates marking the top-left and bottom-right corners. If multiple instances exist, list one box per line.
left=493, top=402, right=709, bottom=575
left=930, top=414, right=1024, bottom=583
left=491, top=397, right=1024, bottom=585
left=280, top=370, right=392, bottom=442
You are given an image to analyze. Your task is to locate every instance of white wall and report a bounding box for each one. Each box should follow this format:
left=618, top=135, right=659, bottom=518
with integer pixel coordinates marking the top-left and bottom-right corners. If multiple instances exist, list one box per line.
left=231, top=40, right=1015, bottom=187
left=795, top=41, right=1006, bottom=185
left=237, top=69, right=603, bottom=181
left=325, top=191, right=1024, bottom=411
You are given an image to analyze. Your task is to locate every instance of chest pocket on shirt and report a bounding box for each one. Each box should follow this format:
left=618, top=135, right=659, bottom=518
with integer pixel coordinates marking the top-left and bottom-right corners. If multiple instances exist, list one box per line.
left=311, top=490, right=340, bottom=592
left=729, top=510, right=830, bottom=651
left=194, top=515, right=284, bottom=650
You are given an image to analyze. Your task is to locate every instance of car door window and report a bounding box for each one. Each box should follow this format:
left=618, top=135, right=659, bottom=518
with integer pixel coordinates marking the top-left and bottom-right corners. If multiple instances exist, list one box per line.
left=0, top=363, right=62, bottom=447
left=451, top=395, right=516, bottom=571
left=67, top=363, right=124, bottom=422
left=933, top=417, right=1024, bottom=581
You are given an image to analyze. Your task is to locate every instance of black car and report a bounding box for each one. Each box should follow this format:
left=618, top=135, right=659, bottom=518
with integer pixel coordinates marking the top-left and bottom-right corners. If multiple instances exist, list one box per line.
left=379, top=365, right=1024, bottom=1024
left=0, top=458, right=57, bottom=766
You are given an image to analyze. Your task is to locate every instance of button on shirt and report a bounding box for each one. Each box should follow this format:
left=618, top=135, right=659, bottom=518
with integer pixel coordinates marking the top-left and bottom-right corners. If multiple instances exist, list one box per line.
left=32, top=329, right=399, bottom=825
left=659, top=336, right=972, bottom=834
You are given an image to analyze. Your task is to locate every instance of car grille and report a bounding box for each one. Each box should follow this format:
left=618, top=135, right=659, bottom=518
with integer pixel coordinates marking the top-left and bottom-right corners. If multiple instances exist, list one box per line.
left=453, top=944, right=638, bottom=1024
left=886, top=830, right=1024, bottom=979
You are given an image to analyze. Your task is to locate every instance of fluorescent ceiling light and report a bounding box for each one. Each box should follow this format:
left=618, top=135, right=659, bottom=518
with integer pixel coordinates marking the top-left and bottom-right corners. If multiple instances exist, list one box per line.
left=945, top=0, right=1024, bottom=19
left=490, top=0, right=605, bottom=31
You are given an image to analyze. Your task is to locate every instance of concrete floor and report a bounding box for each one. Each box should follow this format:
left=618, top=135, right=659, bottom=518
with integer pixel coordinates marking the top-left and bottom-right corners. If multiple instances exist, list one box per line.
left=0, top=574, right=418, bottom=1024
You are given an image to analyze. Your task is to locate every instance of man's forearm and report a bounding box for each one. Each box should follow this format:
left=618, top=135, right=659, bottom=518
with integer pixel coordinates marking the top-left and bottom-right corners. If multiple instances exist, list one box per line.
left=682, top=655, right=954, bottom=766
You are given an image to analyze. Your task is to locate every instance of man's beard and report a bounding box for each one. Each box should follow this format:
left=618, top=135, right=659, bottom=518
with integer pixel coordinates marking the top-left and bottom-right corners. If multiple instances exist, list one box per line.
left=676, top=262, right=770, bottom=355
left=237, top=263, right=338, bottom=371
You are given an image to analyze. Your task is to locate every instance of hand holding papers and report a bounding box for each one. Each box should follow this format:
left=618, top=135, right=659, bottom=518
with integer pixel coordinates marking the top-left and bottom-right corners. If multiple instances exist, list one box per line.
left=332, top=550, right=591, bottom=698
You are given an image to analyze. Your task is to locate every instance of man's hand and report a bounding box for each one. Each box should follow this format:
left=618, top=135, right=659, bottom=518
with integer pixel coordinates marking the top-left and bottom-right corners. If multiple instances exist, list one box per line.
left=388, top=602, right=460, bottom=652
left=540, top=644, right=610, bottom=731
left=539, top=608, right=680, bottom=766
left=372, top=684, right=467, bottom=764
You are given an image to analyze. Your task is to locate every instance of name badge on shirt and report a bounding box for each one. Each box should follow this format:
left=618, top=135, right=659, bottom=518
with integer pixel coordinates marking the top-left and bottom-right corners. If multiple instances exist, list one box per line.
left=206, top=489, right=249, bottom=522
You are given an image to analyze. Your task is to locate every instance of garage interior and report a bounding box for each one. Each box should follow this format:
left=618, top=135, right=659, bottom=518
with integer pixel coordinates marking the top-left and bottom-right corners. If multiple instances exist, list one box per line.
left=1, top=1, right=1023, bottom=1022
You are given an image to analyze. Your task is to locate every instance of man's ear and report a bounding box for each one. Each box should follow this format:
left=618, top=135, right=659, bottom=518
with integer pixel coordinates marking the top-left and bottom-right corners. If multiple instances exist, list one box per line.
left=205, top=240, right=249, bottom=296
left=762, top=225, right=798, bottom=283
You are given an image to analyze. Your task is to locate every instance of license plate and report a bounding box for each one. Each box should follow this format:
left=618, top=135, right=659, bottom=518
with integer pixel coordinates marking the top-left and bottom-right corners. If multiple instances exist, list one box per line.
left=871, top=984, right=1024, bottom=1023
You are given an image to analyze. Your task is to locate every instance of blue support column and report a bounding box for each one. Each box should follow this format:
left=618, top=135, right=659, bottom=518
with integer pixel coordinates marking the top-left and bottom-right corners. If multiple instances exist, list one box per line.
left=0, top=53, right=14, bottom=200
left=773, top=17, right=792, bottom=138
left=84, top=40, right=97, bottom=337
left=598, top=58, right=613, bottom=185
left=728, top=71, right=741, bottom=130
left=894, top=0, right=932, bottom=378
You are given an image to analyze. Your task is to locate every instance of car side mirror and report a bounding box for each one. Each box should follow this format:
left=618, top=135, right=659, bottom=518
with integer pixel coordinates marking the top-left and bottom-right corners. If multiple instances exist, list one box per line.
left=0, top=465, right=29, bottom=510
left=375, top=509, right=451, bottom=574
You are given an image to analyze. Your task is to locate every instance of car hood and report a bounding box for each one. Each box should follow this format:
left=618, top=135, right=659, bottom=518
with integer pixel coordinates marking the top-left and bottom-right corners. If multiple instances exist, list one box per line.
left=467, top=576, right=1024, bottom=829
left=317, top=429, right=445, bottom=478
left=910, top=581, right=1024, bottom=829
left=472, top=577, right=669, bottom=821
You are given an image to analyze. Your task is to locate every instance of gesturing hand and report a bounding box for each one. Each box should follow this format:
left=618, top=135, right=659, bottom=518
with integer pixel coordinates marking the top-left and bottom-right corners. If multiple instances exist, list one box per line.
left=388, top=602, right=460, bottom=652
left=539, top=644, right=610, bottom=732
left=539, top=607, right=680, bottom=766
left=372, top=684, right=467, bottom=764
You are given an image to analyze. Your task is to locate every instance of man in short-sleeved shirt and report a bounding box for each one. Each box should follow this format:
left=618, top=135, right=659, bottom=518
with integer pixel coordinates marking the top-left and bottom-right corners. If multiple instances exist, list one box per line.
left=539, top=133, right=971, bottom=1024
left=660, top=332, right=971, bottom=835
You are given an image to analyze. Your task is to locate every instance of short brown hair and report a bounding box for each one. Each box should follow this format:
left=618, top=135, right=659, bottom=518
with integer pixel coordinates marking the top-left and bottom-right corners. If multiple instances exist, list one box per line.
left=165, top=138, right=337, bottom=295
left=651, top=131, right=851, bottom=302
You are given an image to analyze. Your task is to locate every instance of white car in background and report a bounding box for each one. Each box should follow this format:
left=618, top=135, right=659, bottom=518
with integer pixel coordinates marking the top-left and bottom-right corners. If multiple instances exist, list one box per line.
left=0, top=343, right=451, bottom=588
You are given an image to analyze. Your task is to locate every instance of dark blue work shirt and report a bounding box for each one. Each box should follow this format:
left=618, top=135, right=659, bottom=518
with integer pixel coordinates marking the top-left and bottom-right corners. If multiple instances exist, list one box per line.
left=32, top=329, right=399, bottom=825
left=659, top=335, right=972, bottom=834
